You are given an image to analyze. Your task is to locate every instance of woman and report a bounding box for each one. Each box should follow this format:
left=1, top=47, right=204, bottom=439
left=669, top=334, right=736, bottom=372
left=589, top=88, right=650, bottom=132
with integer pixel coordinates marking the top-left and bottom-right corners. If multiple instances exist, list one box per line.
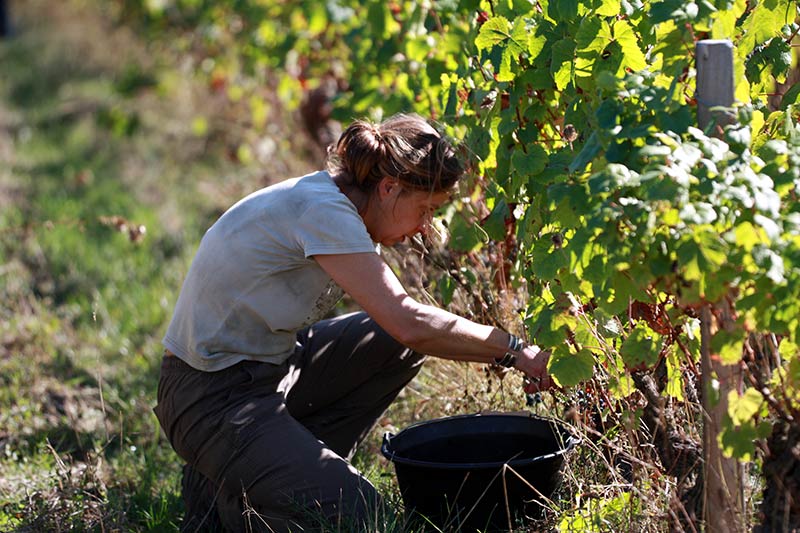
left=154, top=113, right=554, bottom=532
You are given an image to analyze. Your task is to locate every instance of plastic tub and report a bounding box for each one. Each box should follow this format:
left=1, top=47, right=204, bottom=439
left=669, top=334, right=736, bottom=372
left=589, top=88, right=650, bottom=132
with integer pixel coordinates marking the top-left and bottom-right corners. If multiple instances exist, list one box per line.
left=381, top=412, right=578, bottom=532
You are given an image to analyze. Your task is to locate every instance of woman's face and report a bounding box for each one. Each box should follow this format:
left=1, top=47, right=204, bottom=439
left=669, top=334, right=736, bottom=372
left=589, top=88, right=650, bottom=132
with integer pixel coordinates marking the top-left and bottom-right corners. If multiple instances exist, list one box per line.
left=367, top=178, right=451, bottom=246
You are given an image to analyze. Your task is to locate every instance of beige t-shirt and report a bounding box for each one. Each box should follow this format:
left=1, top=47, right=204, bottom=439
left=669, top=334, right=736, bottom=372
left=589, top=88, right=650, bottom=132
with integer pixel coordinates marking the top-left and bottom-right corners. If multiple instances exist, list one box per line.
left=163, top=170, right=377, bottom=371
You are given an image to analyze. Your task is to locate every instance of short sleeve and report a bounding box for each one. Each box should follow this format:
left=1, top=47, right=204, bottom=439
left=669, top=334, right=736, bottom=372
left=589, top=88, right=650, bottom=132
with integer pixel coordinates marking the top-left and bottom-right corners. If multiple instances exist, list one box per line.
left=294, top=197, right=377, bottom=257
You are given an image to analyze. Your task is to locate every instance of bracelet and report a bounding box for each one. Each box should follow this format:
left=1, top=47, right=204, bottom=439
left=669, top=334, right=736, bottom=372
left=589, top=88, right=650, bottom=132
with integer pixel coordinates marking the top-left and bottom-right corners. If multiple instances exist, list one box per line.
left=494, top=333, right=523, bottom=368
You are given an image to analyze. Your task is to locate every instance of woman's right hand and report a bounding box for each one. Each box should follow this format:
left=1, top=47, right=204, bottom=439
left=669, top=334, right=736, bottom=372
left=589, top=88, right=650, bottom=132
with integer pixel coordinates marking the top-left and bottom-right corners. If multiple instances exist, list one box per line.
left=514, top=344, right=556, bottom=392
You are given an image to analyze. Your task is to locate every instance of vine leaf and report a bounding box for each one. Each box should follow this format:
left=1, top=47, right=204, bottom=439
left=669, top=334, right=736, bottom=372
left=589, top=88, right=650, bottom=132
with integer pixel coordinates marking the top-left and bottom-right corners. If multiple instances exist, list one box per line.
left=779, top=83, right=800, bottom=111
left=620, top=323, right=661, bottom=370
left=482, top=200, right=509, bottom=241
left=528, top=31, right=547, bottom=61
left=507, top=17, right=528, bottom=56
left=548, top=347, right=595, bottom=387
left=449, top=213, right=485, bottom=252
left=718, top=418, right=758, bottom=461
left=712, top=329, right=745, bottom=365
left=531, top=247, right=568, bottom=280
left=548, top=0, right=579, bottom=23
left=739, top=0, right=793, bottom=57
left=569, top=132, right=601, bottom=173
left=475, top=16, right=511, bottom=51
left=727, top=388, right=765, bottom=425
left=575, top=18, right=604, bottom=53
left=512, top=144, right=548, bottom=178
left=595, top=0, right=621, bottom=17
left=551, top=39, right=576, bottom=91
left=719, top=410, right=772, bottom=461
left=614, top=20, right=647, bottom=72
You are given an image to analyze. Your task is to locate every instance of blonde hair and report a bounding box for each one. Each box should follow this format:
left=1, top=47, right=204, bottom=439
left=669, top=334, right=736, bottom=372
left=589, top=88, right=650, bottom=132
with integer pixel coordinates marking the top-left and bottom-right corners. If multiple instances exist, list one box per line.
left=327, top=113, right=463, bottom=194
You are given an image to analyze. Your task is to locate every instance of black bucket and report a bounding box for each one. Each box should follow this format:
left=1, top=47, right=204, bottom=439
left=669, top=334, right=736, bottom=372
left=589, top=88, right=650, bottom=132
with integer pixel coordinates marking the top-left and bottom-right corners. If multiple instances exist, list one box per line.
left=381, top=412, right=578, bottom=532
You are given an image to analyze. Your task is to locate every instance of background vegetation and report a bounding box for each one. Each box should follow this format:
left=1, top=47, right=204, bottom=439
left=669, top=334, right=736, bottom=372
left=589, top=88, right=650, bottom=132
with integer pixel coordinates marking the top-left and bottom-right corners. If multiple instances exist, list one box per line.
left=1, top=0, right=800, bottom=531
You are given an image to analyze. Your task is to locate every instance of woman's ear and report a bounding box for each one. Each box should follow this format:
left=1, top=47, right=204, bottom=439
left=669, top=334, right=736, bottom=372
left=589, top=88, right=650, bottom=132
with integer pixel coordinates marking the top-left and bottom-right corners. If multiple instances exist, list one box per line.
left=377, top=176, right=401, bottom=200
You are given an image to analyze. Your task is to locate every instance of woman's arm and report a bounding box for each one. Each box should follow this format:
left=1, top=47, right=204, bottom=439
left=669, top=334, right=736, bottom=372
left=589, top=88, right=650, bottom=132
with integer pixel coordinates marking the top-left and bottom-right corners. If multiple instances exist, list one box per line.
left=314, top=252, right=553, bottom=389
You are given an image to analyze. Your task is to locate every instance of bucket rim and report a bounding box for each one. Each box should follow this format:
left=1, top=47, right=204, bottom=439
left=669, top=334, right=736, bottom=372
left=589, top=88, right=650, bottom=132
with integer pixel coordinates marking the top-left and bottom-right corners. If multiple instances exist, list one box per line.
left=381, top=412, right=579, bottom=470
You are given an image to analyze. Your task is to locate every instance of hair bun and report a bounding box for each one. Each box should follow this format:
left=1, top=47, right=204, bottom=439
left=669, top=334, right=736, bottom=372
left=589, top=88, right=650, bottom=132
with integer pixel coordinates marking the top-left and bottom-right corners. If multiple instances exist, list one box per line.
left=327, top=113, right=463, bottom=193
left=367, top=124, right=385, bottom=152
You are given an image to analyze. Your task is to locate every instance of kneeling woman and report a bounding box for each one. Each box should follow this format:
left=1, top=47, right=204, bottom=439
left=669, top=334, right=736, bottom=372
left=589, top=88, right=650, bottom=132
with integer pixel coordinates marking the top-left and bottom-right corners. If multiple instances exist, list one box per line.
left=154, top=113, right=554, bottom=531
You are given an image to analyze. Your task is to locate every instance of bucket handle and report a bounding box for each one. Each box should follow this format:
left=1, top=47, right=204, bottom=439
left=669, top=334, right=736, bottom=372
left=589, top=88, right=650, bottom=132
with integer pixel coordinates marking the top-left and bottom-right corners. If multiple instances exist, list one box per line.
left=381, top=432, right=396, bottom=460
left=562, top=432, right=582, bottom=451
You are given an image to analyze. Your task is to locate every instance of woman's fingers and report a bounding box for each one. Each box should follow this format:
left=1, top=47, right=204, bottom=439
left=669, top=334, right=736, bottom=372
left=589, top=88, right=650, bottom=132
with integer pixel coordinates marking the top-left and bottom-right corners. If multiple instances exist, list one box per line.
left=516, top=344, right=558, bottom=393
left=523, top=374, right=558, bottom=393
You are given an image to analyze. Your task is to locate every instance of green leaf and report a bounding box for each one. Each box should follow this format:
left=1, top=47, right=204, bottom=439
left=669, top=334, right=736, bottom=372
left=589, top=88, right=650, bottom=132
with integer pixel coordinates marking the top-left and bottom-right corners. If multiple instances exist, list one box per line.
left=596, top=0, right=622, bottom=16
left=512, top=144, right=548, bottom=177
left=740, top=0, right=793, bottom=56
left=595, top=70, right=620, bottom=92
left=498, top=48, right=516, bottom=82
left=596, top=99, right=620, bottom=129
left=779, top=83, right=800, bottom=111
left=649, top=0, right=699, bottom=23
left=367, top=2, right=388, bottom=39
left=677, top=231, right=728, bottom=284
left=551, top=39, right=576, bottom=91
left=614, top=20, right=647, bottom=72
left=548, top=0, right=580, bottom=22
left=665, top=346, right=684, bottom=400
left=438, top=274, right=456, bottom=307
left=528, top=32, right=548, bottom=61
left=734, top=221, right=768, bottom=252
left=583, top=255, right=608, bottom=285
left=727, top=388, right=764, bottom=425
left=575, top=18, right=604, bottom=52
left=711, top=8, right=738, bottom=39
left=531, top=248, right=569, bottom=280
left=549, top=347, right=595, bottom=387
left=449, top=213, right=485, bottom=252
left=569, top=132, right=601, bottom=173
left=307, top=3, right=328, bottom=34
left=719, top=419, right=758, bottom=461
left=609, top=371, right=635, bottom=398
left=712, top=329, right=744, bottom=364
left=778, top=339, right=798, bottom=360
left=483, top=200, right=510, bottom=241
left=475, top=16, right=511, bottom=51
left=528, top=308, right=567, bottom=347
left=620, top=323, right=661, bottom=369
left=508, top=17, right=529, bottom=55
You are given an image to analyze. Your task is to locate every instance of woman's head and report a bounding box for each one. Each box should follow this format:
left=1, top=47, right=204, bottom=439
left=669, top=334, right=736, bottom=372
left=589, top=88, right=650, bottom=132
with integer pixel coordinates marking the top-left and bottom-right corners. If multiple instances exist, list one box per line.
left=327, top=113, right=464, bottom=196
left=327, top=114, right=464, bottom=246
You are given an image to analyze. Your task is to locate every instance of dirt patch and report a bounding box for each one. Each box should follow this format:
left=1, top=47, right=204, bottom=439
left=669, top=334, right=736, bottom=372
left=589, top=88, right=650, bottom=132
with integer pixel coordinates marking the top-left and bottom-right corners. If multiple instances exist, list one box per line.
left=1, top=376, right=109, bottom=450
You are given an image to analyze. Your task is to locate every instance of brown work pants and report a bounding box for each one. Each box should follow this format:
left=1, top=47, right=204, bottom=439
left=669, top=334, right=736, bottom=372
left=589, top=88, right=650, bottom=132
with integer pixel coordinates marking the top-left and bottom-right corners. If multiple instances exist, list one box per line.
left=153, top=312, right=425, bottom=532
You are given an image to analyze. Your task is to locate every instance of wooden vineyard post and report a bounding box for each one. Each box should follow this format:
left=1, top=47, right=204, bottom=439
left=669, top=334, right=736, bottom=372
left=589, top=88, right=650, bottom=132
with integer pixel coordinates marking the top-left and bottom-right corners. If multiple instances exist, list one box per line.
left=696, top=39, right=745, bottom=533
